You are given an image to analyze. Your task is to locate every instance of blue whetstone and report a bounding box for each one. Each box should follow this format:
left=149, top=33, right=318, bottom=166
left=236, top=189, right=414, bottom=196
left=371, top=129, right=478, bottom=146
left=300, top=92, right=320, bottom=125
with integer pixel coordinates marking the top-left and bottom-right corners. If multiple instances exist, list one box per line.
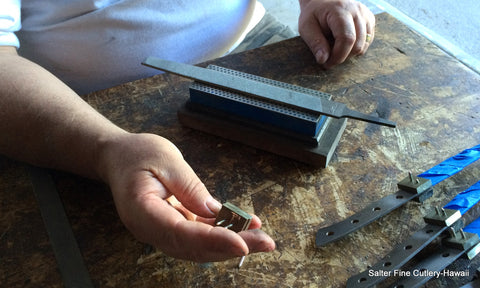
left=188, top=65, right=329, bottom=138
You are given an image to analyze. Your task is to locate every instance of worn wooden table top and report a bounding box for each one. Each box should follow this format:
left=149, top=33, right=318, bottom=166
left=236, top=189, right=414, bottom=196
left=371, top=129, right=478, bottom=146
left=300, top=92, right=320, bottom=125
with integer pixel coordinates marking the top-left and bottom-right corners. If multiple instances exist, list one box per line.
left=2, top=13, right=480, bottom=288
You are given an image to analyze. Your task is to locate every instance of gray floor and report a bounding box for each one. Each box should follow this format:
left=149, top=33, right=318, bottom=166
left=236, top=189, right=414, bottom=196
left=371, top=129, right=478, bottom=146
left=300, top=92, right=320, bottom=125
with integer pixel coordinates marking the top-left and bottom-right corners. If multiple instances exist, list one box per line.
left=261, top=0, right=480, bottom=73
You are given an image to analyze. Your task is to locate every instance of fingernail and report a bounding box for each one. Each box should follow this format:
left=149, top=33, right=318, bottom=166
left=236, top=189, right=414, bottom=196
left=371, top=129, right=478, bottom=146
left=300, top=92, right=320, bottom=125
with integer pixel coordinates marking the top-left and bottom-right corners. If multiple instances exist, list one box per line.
left=259, top=238, right=276, bottom=253
left=315, top=48, right=328, bottom=64
left=206, top=197, right=222, bottom=216
left=235, top=246, right=248, bottom=257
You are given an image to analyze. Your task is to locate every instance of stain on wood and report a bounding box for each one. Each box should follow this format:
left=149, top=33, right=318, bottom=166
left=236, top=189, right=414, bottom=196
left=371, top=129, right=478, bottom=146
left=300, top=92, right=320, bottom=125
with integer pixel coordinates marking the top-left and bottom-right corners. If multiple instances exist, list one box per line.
left=1, top=13, right=480, bottom=287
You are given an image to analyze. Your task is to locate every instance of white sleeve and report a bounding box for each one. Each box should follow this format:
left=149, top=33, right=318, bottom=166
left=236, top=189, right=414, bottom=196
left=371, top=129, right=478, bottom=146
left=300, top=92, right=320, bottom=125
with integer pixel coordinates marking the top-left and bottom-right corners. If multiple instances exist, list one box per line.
left=0, top=0, right=21, bottom=48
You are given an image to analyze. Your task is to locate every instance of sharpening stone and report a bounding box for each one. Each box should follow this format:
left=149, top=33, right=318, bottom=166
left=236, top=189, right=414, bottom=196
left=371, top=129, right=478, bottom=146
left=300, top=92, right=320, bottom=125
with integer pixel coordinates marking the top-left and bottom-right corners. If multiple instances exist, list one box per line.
left=177, top=65, right=347, bottom=167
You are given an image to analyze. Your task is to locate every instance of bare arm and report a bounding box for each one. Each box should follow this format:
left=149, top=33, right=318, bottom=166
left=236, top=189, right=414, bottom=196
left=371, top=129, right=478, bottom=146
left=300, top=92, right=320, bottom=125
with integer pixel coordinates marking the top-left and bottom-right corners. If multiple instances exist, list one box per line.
left=0, top=46, right=275, bottom=262
left=0, top=46, right=122, bottom=177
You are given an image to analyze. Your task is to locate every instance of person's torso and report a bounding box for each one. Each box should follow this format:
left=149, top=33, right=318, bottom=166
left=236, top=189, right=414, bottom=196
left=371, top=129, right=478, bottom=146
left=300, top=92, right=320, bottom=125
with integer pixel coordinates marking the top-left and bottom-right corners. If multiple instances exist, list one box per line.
left=18, top=0, right=256, bottom=94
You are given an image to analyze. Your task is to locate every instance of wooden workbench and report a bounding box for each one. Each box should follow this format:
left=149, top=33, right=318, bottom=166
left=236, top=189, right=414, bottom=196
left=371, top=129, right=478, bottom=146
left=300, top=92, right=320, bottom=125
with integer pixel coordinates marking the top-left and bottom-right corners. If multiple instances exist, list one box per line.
left=1, top=13, right=480, bottom=287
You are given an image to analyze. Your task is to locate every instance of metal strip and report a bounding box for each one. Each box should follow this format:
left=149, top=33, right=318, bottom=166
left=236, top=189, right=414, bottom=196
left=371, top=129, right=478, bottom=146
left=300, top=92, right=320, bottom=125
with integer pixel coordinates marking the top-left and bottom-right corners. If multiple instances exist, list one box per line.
left=388, top=228, right=480, bottom=288
left=387, top=246, right=464, bottom=288
left=28, top=166, right=94, bottom=288
left=316, top=144, right=480, bottom=247
left=459, top=267, right=480, bottom=288
left=385, top=217, right=480, bottom=287
left=347, top=182, right=480, bottom=287
left=316, top=189, right=423, bottom=246
left=142, top=57, right=396, bottom=127
left=346, top=224, right=448, bottom=287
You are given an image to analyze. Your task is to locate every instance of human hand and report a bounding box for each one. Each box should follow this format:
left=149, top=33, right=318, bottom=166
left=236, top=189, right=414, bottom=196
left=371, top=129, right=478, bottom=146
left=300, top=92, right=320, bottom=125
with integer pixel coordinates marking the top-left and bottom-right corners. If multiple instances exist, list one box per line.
left=298, top=0, right=375, bottom=68
left=97, top=132, right=275, bottom=262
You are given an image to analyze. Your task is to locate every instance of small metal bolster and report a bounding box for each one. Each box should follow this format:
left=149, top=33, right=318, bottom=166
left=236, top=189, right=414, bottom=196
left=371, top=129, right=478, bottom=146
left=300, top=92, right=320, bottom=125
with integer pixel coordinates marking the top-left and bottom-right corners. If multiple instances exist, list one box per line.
left=215, top=202, right=252, bottom=233
left=444, top=230, right=480, bottom=251
left=397, top=173, right=433, bottom=194
left=423, top=208, right=461, bottom=227
left=467, top=242, right=480, bottom=260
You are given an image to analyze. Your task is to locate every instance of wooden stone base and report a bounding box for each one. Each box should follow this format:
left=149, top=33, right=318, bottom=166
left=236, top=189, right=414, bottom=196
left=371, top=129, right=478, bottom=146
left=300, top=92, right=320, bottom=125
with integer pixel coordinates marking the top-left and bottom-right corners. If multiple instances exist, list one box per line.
left=177, top=103, right=347, bottom=167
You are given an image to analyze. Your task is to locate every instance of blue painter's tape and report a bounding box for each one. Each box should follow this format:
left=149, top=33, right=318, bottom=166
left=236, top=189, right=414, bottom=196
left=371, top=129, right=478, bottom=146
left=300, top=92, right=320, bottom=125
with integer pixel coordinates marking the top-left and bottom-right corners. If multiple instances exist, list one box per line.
left=463, top=215, right=480, bottom=235
left=418, top=144, right=480, bottom=186
left=443, top=181, right=480, bottom=215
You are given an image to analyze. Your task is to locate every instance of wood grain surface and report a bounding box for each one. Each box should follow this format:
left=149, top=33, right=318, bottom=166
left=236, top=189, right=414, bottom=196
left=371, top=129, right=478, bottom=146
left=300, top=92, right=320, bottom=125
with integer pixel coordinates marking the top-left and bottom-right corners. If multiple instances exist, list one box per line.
left=1, top=13, right=480, bottom=287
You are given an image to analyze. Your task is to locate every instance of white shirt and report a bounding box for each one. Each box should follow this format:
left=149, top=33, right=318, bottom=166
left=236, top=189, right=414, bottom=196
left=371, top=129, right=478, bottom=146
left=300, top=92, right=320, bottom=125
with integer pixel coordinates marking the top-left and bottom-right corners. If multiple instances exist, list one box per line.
left=0, top=0, right=263, bottom=94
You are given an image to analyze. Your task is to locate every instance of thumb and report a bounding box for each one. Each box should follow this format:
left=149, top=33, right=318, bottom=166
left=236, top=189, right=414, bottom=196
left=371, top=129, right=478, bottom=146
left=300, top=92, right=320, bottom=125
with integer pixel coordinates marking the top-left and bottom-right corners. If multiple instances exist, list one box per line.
left=156, top=142, right=222, bottom=218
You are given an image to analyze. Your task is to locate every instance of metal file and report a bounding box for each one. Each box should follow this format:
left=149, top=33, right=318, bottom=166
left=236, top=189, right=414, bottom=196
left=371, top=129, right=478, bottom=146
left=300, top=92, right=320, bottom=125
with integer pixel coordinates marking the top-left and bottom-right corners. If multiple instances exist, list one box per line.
left=142, top=57, right=396, bottom=128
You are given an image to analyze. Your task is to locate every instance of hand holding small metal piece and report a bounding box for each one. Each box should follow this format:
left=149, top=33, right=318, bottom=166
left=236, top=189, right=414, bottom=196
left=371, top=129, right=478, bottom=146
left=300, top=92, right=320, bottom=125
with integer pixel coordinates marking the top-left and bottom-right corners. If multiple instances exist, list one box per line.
left=215, top=202, right=253, bottom=268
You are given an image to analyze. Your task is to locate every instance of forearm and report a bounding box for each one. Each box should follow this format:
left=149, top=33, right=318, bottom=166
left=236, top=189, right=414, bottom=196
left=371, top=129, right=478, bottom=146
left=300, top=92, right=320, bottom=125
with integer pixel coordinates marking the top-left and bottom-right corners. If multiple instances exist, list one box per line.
left=0, top=47, right=124, bottom=179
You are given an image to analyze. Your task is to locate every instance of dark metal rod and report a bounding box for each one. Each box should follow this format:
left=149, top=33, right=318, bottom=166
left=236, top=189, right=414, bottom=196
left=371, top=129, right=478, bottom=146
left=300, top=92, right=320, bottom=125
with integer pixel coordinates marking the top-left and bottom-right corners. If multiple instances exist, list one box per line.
left=29, top=166, right=94, bottom=288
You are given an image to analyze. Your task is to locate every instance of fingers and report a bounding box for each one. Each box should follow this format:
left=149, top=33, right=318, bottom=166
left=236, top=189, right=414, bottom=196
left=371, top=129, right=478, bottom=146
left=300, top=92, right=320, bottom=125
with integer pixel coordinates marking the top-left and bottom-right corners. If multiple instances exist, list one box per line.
left=105, top=133, right=274, bottom=262
left=197, top=212, right=263, bottom=232
left=172, top=221, right=249, bottom=262
left=238, top=229, right=276, bottom=254
left=135, top=192, right=275, bottom=262
left=324, top=2, right=374, bottom=68
left=364, top=5, right=376, bottom=51
left=170, top=194, right=263, bottom=234
left=298, top=0, right=376, bottom=68
left=352, top=12, right=367, bottom=55
left=324, top=12, right=357, bottom=68
left=299, top=14, right=332, bottom=64
left=152, top=138, right=264, bottom=231
left=168, top=221, right=275, bottom=262
left=166, top=195, right=197, bottom=221
left=120, top=189, right=243, bottom=262
left=148, top=137, right=223, bottom=219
